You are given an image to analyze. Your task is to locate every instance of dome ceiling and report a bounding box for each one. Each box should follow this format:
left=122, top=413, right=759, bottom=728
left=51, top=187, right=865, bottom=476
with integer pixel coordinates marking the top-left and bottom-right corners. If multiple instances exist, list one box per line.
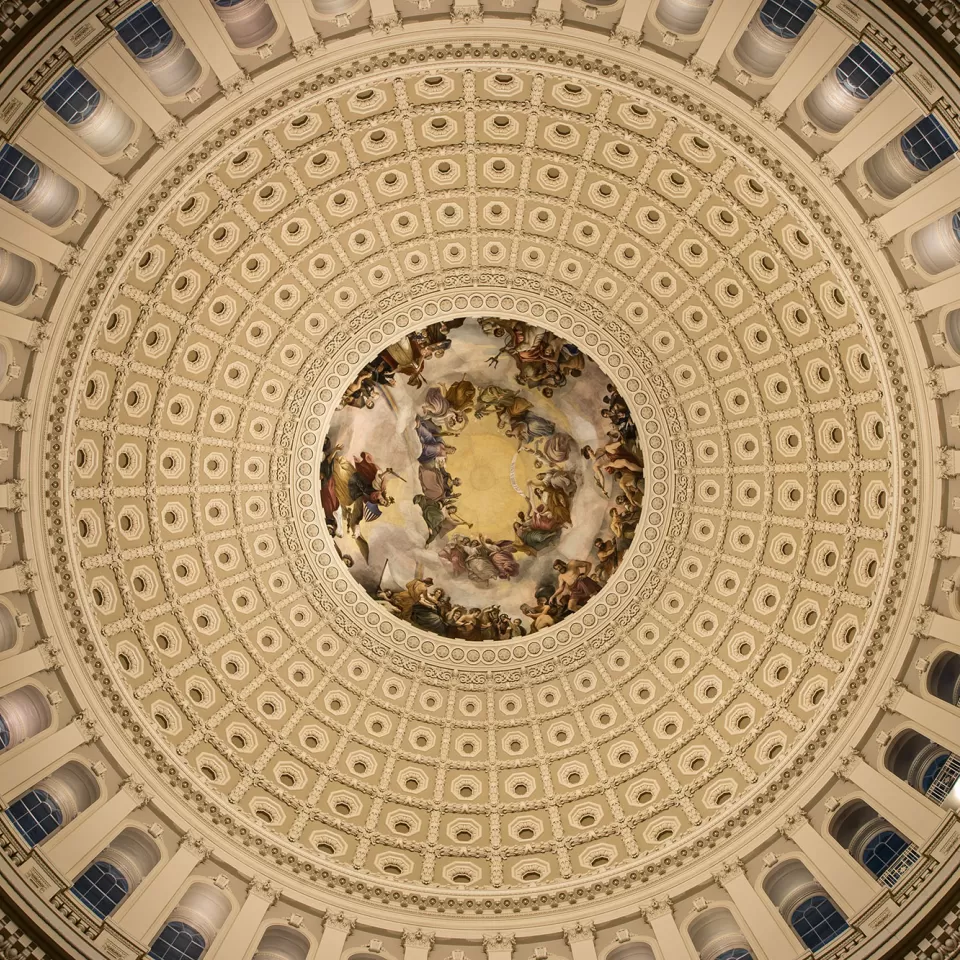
left=43, top=46, right=917, bottom=916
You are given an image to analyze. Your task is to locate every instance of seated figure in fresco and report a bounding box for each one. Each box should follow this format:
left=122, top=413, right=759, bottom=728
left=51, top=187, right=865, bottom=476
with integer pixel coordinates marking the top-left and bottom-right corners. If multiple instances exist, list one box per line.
left=550, top=559, right=602, bottom=613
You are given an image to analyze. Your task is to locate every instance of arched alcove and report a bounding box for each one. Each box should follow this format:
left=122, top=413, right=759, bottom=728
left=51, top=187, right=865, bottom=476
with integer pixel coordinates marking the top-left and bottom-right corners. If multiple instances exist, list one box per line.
left=209, top=0, right=278, bottom=49
left=252, top=926, right=311, bottom=960
left=688, top=908, right=755, bottom=960
left=654, top=0, right=714, bottom=35
left=72, top=826, right=162, bottom=917
left=5, top=760, right=100, bottom=846
left=0, top=144, right=78, bottom=227
left=115, top=2, right=202, bottom=98
left=764, top=860, right=849, bottom=953
left=150, top=883, right=232, bottom=960
left=864, top=115, right=959, bottom=199
left=804, top=43, right=893, bottom=134
left=733, top=0, right=816, bottom=78
left=0, top=686, right=53, bottom=751
left=912, top=212, right=960, bottom=274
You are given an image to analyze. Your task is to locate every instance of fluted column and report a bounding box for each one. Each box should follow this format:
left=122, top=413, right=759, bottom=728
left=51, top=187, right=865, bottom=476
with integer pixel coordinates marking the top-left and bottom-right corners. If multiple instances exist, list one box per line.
left=43, top=779, right=151, bottom=878
left=839, top=752, right=942, bottom=846
left=887, top=683, right=960, bottom=755
left=112, top=834, right=209, bottom=941
left=823, top=84, right=921, bottom=176
left=484, top=933, right=515, bottom=960
left=164, top=0, right=244, bottom=87
left=0, top=210, right=68, bottom=269
left=206, top=879, right=278, bottom=960
left=317, top=913, right=354, bottom=957
left=564, top=922, right=598, bottom=960
left=85, top=40, right=174, bottom=137
left=403, top=929, right=435, bottom=960
left=645, top=899, right=698, bottom=960
left=759, top=16, right=850, bottom=120
left=690, top=0, right=757, bottom=71
left=20, top=113, right=116, bottom=197
left=0, top=639, right=58, bottom=692
left=716, top=861, right=797, bottom=960
left=780, top=811, right=879, bottom=915
left=0, top=713, right=99, bottom=802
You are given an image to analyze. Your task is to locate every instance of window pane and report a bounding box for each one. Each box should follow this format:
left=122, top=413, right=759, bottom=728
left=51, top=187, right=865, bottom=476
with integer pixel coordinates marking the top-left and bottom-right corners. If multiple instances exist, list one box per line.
left=862, top=829, right=909, bottom=877
left=716, top=951, right=753, bottom=960
left=791, top=895, right=849, bottom=952
left=901, top=115, right=959, bottom=172
left=836, top=43, right=893, bottom=100
left=5, top=789, right=63, bottom=846
left=921, top=752, right=949, bottom=792
left=759, top=0, right=816, bottom=39
left=149, top=921, right=207, bottom=960
left=71, top=861, right=130, bottom=918
left=42, top=67, right=101, bottom=125
left=0, top=145, right=40, bottom=203
left=0, top=714, right=10, bottom=750
left=116, top=3, right=174, bottom=59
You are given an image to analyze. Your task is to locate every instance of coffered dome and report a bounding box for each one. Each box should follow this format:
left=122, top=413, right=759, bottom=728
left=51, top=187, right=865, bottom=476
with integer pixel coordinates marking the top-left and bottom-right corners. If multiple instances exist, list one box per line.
left=0, top=1, right=959, bottom=959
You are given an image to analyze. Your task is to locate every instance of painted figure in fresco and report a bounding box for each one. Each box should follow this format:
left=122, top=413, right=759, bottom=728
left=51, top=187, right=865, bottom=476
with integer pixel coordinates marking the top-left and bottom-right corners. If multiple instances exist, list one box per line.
left=550, top=559, right=602, bottom=613
left=413, top=493, right=472, bottom=544
left=481, top=317, right=586, bottom=394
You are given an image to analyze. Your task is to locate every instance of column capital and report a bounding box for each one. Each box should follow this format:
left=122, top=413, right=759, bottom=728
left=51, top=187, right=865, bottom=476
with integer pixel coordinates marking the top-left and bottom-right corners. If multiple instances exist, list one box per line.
left=483, top=932, right=516, bottom=949
left=247, top=877, right=280, bottom=904
left=713, top=858, right=746, bottom=886
left=778, top=808, right=809, bottom=839
left=881, top=679, right=906, bottom=711
left=402, top=928, right=435, bottom=948
left=563, top=920, right=596, bottom=945
left=324, top=911, right=356, bottom=934
left=642, top=896, right=674, bottom=920
left=684, top=55, right=717, bottom=81
left=916, top=604, right=935, bottom=634
left=179, top=831, right=212, bottom=862
left=814, top=154, right=841, bottom=182
left=14, top=561, right=36, bottom=592
left=610, top=24, right=642, bottom=48
left=120, top=776, right=153, bottom=807
left=56, top=245, right=82, bottom=277
left=75, top=711, right=102, bottom=743
left=835, top=749, right=862, bottom=781
left=38, top=637, right=61, bottom=670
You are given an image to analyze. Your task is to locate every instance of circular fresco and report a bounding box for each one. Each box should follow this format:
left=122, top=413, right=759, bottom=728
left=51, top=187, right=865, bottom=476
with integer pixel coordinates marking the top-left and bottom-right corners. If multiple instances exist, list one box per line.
left=322, top=316, right=643, bottom=639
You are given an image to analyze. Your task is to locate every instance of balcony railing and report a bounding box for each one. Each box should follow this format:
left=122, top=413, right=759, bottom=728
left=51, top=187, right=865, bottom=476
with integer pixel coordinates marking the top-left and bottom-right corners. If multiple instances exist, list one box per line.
left=877, top=845, right=922, bottom=888
left=925, top=754, right=960, bottom=806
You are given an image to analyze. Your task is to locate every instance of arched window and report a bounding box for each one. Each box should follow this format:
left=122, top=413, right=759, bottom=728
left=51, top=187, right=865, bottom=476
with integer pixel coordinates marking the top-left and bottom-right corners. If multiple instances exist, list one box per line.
left=42, top=68, right=101, bottom=125
left=208, top=0, right=277, bottom=49
left=927, top=652, right=960, bottom=705
left=0, top=714, right=9, bottom=749
left=758, top=0, right=816, bottom=39
left=921, top=751, right=951, bottom=793
left=654, top=0, right=714, bottom=35
left=0, top=247, right=36, bottom=306
left=861, top=829, right=910, bottom=877
left=252, top=925, right=311, bottom=960
left=911, top=210, right=960, bottom=274
left=885, top=729, right=960, bottom=804
left=71, top=861, right=130, bottom=917
left=0, top=687, right=53, bottom=752
left=116, top=3, right=174, bottom=59
left=901, top=115, right=958, bottom=172
left=715, top=951, right=753, bottom=960
left=149, top=920, right=207, bottom=960
left=6, top=788, right=63, bottom=845
left=790, top=895, right=849, bottom=951
left=836, top=43, right=893, bottom=99
left=0, top=145, right=40, bottom=204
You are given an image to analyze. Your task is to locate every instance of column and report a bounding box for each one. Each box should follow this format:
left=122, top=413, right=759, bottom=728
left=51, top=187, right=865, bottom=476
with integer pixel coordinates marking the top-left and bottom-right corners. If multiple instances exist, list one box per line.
left=941, top=448, right=960, bottom=478
left=717, top=863, right=797, bottom=960
left=933, top=370, right=960, bottom=397
left=43, top=779, right=150, bottom=878
left=317, top=914, right=354, bottom=958
left=875, top=163, right=960, bottom=239
left=614, top=0, right=655, bottom=39
left=915, top=274, right=960, bottom=313
left=0, top=209, right=68, bottom=267
left=403, top=929, right=434, bottom=960
left=646, top=900, right=698, bottom=960
left=690, top=0, right=757, bottom=71
left=206, top=880, right=278, bottom=960
left=936, top=528, right=960, bottom=557
left=0, top=563, right=31, bottom=593
left=823, top=84, right=921, bottom=175
left=0, top=311, right=39, bottom=346
left=484, top=933, right=515, bottom=960
left=532, top=0, right=562, bottom=27
left=0, top=401, right=24, bottom=428
left=889, top=685, right=960, bottom=755
left=780, top=812, right=879, bottom=915
left=0, top=641, right=57, bottom=692
left=112, top=834, right=208, bottom=941
left=0, top=714, right=98, bottom=802
left=921, top=609, right=960, bottom=650
left=564, top=923, right=598, bottom=960
left=759, top=17, right=851, bottom=119
left=274, top=0, right=317, bottom=46
left=20, top=113, right=116, bottom=198
left=163, top=0, right=243, bottom=87
left=841, top=754, right=942, bottom=845
left=85, top=40, right=174, bottom=136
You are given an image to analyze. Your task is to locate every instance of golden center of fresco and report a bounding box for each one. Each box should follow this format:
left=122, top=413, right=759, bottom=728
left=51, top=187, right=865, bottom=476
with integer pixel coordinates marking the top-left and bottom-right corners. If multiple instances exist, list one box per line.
left=321, top=317, right=643, bottom=640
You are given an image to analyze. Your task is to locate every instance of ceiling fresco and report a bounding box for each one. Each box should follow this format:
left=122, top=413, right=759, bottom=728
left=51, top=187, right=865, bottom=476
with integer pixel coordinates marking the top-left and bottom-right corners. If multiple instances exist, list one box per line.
left=322, top=317, right=643, bottom=639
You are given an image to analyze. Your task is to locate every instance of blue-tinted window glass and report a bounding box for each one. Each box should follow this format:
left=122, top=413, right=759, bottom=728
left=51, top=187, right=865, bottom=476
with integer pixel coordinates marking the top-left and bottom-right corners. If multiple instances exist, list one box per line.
left=836, top=43, right=893, bottom=100
left=862, top=829, right=909, bottom=877
left=116, top=3, right=174, bottom=60
left=921, top=752, right=950, bottom=792
left=952, top=212, right=960, bottom=244
left=5, top=789, right=63, bottom=846
left=716, top=951, right=753, bottom=960
left=71, top=861, right=130, bottom=918
left=213, top=0, right=247, bottom=6
left=791, top=896, right=849, bottom=952
left=901, top=115, right=959, bottom=172
left=0, top=145, right=40, bottom=203
left=42, top=68, right=101, bottom=125
left=759, top=0, right=817, bottom=38
left=149, top=921, right=206, bottom=960
left=0, top=714, right=9, bottom=750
